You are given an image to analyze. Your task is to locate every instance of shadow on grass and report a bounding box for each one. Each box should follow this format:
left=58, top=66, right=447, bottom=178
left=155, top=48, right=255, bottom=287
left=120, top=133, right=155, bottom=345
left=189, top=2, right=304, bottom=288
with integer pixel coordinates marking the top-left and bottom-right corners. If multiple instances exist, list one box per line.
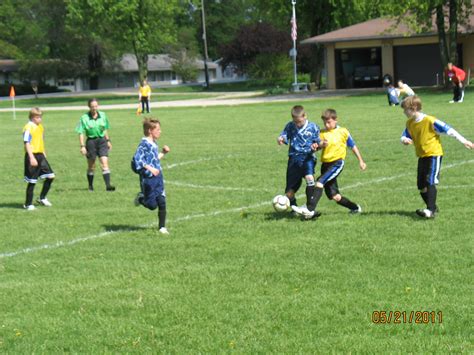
left=262, top=211, right=318, bottom=221
left=363, top=210, right=426, bottom=220
left=0, top=202, right=24, bottom=209
left=102, top=224, right=149, bottom=232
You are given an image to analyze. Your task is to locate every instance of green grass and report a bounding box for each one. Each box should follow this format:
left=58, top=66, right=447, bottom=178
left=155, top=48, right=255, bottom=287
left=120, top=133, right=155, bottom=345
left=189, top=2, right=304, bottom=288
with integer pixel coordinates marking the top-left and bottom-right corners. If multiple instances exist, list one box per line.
left=0, top=93, right=219, bottom=108
left=0, top=90, right=472, bottom=352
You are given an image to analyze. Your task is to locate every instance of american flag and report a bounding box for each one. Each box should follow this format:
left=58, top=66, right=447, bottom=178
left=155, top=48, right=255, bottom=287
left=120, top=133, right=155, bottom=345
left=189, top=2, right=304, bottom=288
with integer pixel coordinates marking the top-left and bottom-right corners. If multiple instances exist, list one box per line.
left=291, top=14, right=297, bottom=41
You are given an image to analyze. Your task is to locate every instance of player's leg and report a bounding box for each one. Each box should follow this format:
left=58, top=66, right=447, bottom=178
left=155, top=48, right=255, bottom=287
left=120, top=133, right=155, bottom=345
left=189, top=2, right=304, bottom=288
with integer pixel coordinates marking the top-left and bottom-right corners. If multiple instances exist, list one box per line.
left=85, top=138, right=98, bottom=191
left=285, top=160, right=302, bottom=207
left=24, top=153, right=38, bottom=210
left=87, top=158, right=96, bottom=191
left=416, top=157, right=439, bottom=218
left=98, top=138, right=115, bottom=191
left=37, top=155, right=55, bottom=206
left=141, top=97, right=146, bottom=114
left=157, top=192, right=168, bottom=234
left=145, top=98, right=150, bottom=113
left=459, top=84, right=465, bottom=102
left=303, top=157, right=317, bottom=211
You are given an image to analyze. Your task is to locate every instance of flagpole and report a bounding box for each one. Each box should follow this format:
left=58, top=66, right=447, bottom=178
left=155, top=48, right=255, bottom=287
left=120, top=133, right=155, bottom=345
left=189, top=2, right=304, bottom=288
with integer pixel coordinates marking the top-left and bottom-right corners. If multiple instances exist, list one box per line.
left=291, top=0, right=298, bottom=91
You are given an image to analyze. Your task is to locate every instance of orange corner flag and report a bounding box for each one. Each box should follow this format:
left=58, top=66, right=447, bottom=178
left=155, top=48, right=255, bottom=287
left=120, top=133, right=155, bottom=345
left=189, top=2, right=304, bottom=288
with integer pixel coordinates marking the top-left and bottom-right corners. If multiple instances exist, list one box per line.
left=9, top=86, right=15, bottom=98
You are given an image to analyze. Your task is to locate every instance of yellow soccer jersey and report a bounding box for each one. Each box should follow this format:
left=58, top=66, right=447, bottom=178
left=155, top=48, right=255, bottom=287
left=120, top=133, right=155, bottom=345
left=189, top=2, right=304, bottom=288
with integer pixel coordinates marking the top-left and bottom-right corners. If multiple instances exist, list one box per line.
left=320, top=126, right=355, bottom=163
left=139, top=85, right=151, bottom=97
left=405, top=115, right=443, bottom=157
left=23, top=121, right=44, bottom=153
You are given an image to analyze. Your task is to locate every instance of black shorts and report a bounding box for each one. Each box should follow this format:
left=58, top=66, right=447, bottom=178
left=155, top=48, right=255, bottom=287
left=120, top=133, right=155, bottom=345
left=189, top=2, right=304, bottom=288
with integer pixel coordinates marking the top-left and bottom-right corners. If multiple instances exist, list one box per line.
left=285, top=156, right=316, bottom=193
left=417, top=156, right=442, bottom=190
left=24, top=153, right=55, bottom=184
left=86, top=137, right=108, bottom=160
left=318, top=160, right=345, bottom=198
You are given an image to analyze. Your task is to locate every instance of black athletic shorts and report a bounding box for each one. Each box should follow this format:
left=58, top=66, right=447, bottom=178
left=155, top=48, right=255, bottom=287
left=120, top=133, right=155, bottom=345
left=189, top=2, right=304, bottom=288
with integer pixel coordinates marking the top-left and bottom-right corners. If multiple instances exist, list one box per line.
left=318, top=160, right=345, bottom=199
left=417, top=156, right=442, bottom=190
left=24, top=153, right=55, bottom=184
left=86, top=137, right=108, bottom=160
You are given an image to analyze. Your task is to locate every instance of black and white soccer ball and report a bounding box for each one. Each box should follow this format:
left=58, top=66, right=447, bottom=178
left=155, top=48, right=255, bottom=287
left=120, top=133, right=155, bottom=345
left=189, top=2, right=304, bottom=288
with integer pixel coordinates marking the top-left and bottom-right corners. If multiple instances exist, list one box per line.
left=272, top=195, right=290, bottom=212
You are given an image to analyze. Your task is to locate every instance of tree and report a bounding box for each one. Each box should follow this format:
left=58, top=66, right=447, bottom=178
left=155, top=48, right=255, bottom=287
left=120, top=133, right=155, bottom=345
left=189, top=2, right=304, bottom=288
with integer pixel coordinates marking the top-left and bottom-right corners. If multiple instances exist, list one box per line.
left=220, top=22, right=291, bottom=74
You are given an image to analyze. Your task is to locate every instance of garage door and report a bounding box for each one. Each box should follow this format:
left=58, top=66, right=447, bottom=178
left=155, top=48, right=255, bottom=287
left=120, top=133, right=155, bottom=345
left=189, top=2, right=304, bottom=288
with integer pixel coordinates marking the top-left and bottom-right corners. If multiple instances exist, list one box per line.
left=394, top=44, right=444, bottom=86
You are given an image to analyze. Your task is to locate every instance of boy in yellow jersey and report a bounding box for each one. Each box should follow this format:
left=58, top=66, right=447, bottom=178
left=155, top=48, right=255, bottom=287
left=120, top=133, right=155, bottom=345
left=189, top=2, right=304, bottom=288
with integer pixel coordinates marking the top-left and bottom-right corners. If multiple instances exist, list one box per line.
left=294, top=109, right=366, bottom=219
left=138, top=79, right=152, bottom=114
left=22, top=108, right=55, bottom=211
left=401, top=96, right=473, bottom=218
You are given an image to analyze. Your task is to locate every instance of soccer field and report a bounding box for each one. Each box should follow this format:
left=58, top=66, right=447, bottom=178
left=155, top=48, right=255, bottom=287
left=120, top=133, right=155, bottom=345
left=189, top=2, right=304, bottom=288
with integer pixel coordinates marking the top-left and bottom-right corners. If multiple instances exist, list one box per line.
left=0, top=90, right=472, bottom=352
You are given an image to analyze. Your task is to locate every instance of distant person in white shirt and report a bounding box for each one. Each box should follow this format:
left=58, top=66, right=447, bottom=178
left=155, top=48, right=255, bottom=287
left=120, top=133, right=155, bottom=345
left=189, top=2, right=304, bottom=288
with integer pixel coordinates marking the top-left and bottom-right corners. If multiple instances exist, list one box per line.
left=397, top=79, right=415, bottom=100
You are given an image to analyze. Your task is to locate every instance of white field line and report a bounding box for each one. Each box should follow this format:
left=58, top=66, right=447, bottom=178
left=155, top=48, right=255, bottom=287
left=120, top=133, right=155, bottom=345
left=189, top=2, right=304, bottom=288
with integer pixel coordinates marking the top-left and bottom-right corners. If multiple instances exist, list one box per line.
left=165, top=154, right=236, bottom=169
left=167, top=180, right=264, bottom=192
left=1, top=159, right=472, bottom=260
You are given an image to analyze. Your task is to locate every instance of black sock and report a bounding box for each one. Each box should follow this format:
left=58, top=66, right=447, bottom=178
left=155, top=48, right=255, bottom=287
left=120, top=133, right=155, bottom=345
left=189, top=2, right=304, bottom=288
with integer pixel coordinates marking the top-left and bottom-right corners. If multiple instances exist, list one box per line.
left=308, top=187, right=323, bottom=211
left=25, top=183, right=35, bottom=206
left=103, top=173, right=111, bottom=187
left=337, top=196, right=358, bottom=210
left=158, top=208, right=166, bottom=229
left=420, top=191, right=428, bottom=206
left=426, top=185, right=437, bottom=213
left=289, top=197, right=297, bottom=206
left=87, top=173, right=94, bottom=189
left=306, top=185, right=315, bottom=208
left=40, top=178, right=53, bottom=199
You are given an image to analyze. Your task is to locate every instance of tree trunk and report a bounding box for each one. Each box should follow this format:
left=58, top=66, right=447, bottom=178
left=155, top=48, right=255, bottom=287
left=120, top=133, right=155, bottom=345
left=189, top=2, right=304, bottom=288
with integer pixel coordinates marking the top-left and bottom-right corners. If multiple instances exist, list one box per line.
left=310, top=45, right=324, bottom=88
left=448, top=0, right=458, bottom=64
left=436, top=5, right=449, bottom=86
left=88, top=44, right=102, bottom=90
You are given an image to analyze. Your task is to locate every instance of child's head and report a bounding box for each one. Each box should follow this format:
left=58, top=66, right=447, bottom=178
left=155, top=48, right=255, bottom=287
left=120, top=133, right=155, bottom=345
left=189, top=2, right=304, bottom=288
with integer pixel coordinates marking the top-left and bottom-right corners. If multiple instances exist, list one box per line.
left=397, top=79, right=404, bottom=88
left=447, top=62, right=453, bottom=70
left=88, top=98, right=99, bottom=113
left=29, top=107, right=42, bottom=124
left=143, top=118, right=161, bottom=139
left=291, top=105, right=306, bottom=127
left=401, top=95, right=422, bottom=118
left=321, top=108, right=338, bottom=130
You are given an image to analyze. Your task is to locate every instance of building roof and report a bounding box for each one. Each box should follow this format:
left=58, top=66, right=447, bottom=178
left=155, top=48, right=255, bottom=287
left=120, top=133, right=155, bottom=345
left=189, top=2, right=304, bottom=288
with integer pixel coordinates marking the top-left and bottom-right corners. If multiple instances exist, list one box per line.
left=0, top=59, right=19, bottom=72
left=301, top=14, right=474, bottom=44
left=120, top=54, right=217, bottom=72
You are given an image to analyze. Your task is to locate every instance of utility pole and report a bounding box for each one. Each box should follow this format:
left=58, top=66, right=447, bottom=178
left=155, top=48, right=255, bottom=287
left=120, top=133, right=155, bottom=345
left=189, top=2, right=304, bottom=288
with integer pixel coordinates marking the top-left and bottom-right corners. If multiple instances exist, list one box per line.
left=201, top=0, right=210, bottom=89
left=290, top=0, right=298, bottom=91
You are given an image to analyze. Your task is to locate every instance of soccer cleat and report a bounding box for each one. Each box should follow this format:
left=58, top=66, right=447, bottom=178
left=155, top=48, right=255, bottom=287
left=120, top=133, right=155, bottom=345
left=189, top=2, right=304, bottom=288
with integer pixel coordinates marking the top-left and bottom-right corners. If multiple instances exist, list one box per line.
left=416, top=208, right=435, bottom=219
left=449, top=100, right=455, bottom=103
left=158, top=227, right=169, bottom=235
left=37, top=198, right=52, bottom=207
left=134, top=192, right=144, bottom=206
left=291, top=204, right=306, bottom=215
left=106, top=185, right=116, bottom=191
left=88, top=186, right=94, bottom=191
left=349, top=205, right=362, bottom=214
left=23, top=204, right=36, bottom=211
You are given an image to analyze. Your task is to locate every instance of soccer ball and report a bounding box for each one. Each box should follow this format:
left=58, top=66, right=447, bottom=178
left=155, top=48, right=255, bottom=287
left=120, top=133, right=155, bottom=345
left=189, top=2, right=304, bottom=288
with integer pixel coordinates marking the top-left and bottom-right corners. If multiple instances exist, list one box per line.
left=272, top=195, right=290, bottom=212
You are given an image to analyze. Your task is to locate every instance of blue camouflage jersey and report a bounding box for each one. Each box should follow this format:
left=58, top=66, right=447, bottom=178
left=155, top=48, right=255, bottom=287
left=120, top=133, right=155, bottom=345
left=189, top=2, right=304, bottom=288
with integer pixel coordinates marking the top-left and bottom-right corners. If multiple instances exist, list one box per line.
left=280, top=120, right=321, bottom=163
left=132, top=138, right=162, bottom=178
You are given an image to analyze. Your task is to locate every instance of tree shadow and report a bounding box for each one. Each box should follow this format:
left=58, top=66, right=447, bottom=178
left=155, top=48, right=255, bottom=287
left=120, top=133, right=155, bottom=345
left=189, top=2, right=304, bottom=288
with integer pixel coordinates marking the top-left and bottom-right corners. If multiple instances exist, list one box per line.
left=0, top=202, right=24, bottom=209
left=263, top=211, right=321, bottom=221
left=102, top=224, right=149, bottom=232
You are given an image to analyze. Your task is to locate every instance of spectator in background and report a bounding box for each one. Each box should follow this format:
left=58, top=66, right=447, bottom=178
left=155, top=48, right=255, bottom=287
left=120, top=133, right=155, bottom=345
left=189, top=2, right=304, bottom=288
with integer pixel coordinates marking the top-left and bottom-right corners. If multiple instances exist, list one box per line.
left=445, top=62, right=466, bottom=103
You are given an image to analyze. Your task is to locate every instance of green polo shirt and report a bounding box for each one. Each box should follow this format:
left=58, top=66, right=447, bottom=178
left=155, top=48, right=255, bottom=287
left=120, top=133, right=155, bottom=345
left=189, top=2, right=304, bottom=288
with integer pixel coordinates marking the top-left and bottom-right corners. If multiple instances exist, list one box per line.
left=76, top=111, right=110, bottom=138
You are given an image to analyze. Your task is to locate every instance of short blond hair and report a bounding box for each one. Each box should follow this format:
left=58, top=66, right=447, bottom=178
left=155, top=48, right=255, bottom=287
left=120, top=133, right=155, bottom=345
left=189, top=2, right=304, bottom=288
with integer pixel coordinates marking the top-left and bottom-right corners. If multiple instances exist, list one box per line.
left=291, top=105, right=305, bottom=118
left=401, top=95, right=422, bottom=112
left=143, top=118, right=161, bottom=136
left=29, top=107, right=42, bottom=119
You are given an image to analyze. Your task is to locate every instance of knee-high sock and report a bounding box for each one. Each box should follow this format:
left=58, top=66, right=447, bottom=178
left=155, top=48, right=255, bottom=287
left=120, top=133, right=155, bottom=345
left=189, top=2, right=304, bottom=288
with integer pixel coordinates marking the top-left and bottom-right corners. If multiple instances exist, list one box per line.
left=25, top=183, right=35, bottom=206
left=337, top=196, right=358, bottom=210
left=308, top=187, right=323, bottom=211
left=40, top=178, right=53, bottom=199
left=426, top=185, right=437, bottom=213
left=87, top=172, right=94, bottom=188
left=102, top=170, right=111, bottom=187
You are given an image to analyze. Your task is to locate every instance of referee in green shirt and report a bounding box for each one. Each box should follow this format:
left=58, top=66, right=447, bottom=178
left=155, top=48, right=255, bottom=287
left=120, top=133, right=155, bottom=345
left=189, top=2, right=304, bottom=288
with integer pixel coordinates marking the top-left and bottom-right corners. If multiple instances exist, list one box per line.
left=76, top=98, right=115, bottom=191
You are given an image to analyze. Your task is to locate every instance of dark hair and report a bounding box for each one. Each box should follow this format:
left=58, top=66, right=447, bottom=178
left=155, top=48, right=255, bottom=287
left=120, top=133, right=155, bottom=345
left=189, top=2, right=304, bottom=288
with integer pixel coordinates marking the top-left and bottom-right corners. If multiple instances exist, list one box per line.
left=88, top=98, right=98, bottom=107
left=321, top=108, right=337, bottom=121
left=143, top=118, right=161, bottom=136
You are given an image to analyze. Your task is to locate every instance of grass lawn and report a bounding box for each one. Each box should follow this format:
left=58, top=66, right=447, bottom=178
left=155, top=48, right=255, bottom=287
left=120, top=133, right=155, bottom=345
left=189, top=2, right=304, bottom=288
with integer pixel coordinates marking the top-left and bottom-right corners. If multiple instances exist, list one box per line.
left=0, top=89, right=472, bottom=352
